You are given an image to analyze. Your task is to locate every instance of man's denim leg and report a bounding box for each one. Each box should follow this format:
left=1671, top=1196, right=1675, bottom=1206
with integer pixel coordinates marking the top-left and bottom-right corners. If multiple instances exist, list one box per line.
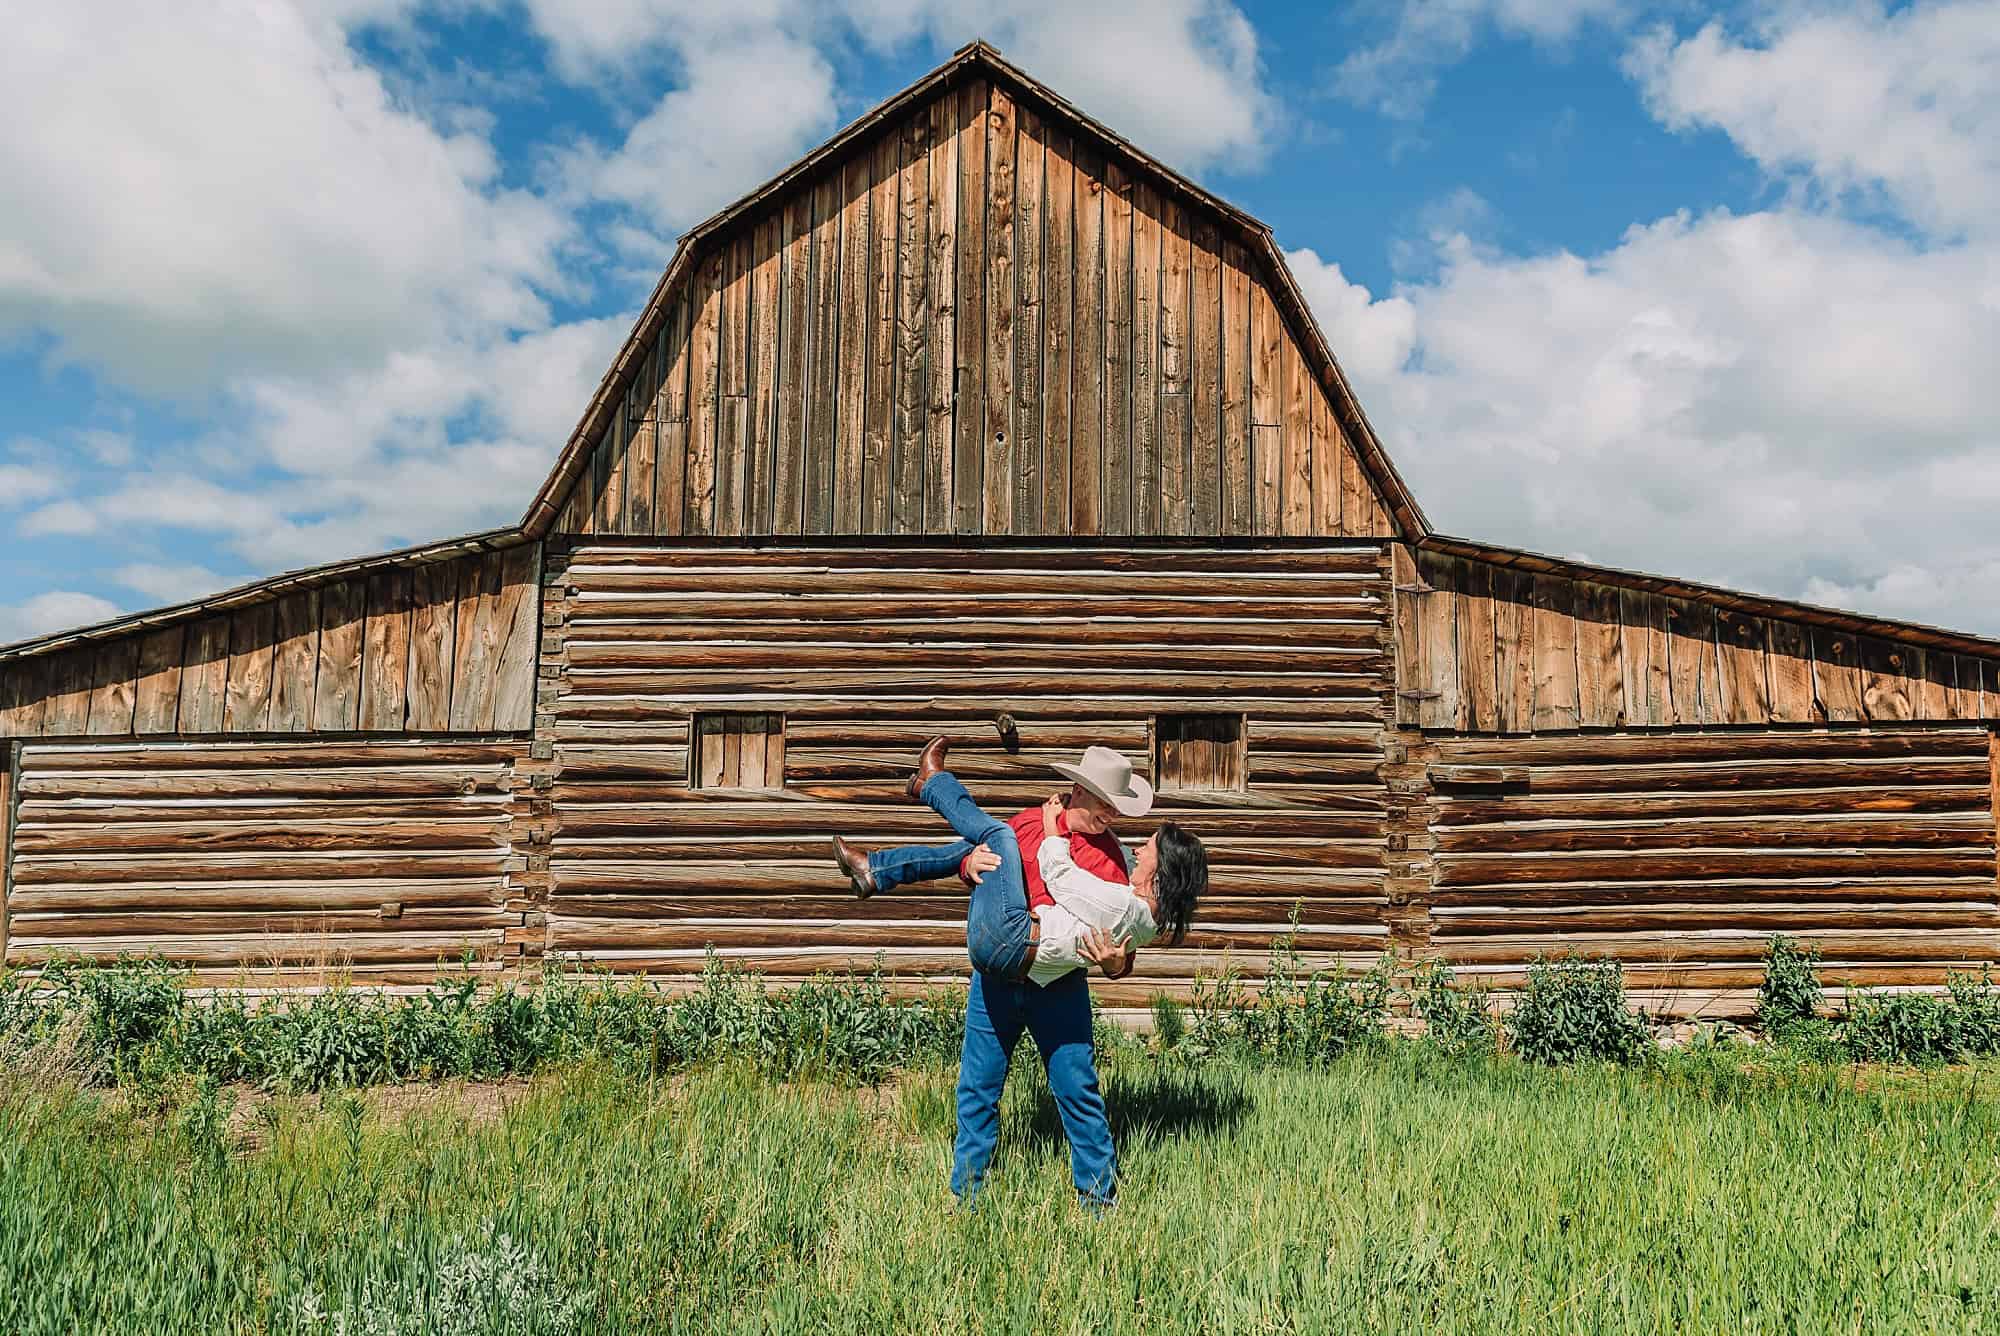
left=867, top=839, right=975, bottom=895
left=1023, top=970, right=1117, bottom=1207
left=950, top=970, right=1024, bottom=1203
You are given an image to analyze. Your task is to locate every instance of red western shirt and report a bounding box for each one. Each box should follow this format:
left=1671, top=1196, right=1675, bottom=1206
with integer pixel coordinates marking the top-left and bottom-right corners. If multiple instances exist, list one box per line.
left=961, top=806, right=1130, bottom=909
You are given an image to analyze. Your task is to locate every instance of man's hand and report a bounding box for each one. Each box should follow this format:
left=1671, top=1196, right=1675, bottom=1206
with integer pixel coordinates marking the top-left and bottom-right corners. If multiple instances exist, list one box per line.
left=1041, top=793, right=1066, bottom=839
left=1076, top=926, right=1134, bottom=980
left=963, top=843, right=1001, bottom=884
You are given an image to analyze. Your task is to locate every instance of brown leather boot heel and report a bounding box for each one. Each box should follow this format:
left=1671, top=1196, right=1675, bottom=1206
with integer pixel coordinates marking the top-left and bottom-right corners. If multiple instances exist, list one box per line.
left=831, top=835, right=878, bottom=899
left=906, top=736, right=950, bottom=801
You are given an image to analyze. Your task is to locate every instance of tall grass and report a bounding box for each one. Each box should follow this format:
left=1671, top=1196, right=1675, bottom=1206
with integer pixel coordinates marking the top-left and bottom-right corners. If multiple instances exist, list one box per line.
left=6, top=1046, right=2000, bottom=1332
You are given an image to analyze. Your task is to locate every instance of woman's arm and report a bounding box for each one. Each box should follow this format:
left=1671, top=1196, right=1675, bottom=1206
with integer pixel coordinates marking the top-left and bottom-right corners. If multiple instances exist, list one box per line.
left=1036, top=823, right=1137, bottom=923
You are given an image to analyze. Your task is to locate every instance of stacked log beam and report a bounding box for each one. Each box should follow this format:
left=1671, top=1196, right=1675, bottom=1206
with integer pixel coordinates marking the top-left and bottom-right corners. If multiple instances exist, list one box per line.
left=3, top=739, right=529, bottom=980
left=1425, top=727, right=1999, bottom=1015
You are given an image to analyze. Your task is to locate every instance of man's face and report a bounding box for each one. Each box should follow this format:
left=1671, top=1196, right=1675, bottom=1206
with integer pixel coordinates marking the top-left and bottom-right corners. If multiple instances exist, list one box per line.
left=1066, top=785, right=1117, bottom=836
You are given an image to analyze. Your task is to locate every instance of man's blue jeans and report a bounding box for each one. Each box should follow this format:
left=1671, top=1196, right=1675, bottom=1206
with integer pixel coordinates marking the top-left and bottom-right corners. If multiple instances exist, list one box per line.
left=951, top=967, right=1117, bottom=1207
left=868, top=771, right=1035, bottom=978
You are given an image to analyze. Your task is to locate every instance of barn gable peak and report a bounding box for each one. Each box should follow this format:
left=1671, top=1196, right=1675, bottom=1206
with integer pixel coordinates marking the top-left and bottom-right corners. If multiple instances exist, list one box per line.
left=519, top=40, right=1428, bottom=542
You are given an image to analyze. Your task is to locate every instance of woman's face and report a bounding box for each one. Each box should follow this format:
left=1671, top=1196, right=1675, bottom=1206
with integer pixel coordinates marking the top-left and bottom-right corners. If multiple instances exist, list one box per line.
left=1132, top=832, right=1159, bottom=887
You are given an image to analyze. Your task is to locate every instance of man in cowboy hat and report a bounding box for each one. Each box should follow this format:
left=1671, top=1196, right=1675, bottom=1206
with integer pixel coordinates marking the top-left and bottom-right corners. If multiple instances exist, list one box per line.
left=832, top=743, right=1154, bottom=1207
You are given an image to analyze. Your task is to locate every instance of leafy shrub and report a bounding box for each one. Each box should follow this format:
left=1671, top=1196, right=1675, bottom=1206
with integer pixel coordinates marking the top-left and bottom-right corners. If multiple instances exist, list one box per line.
left=0, top=954, right=962, bottom=1091
left=1412, top=962, right=1496, bottom=1056
left=1150, top=996, right=1187, bottom=1052
left=1841, top=970, right=2000, bottom=1066
left=1506, top=954, right=1651, bottom=1065
left=1756, top=936, right=1825, bottom=1036
left=1185, top=909, right=1391, bottom=1062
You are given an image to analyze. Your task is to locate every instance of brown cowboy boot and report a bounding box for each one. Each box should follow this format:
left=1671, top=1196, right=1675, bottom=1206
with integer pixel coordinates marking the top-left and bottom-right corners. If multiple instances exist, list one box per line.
left=830, top=836, right=878, bottom=898
left=906, top=735, right=950, bottom=801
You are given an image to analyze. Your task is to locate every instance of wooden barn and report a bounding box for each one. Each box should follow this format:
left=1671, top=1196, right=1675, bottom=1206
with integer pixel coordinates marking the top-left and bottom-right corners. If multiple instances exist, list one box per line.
left=2, top=43, right=1996, bottom=1017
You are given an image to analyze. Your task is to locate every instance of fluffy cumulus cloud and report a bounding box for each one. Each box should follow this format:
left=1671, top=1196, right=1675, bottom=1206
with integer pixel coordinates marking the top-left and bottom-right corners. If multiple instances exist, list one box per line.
left=532, top=0, right=1274, bottom=249
left=1297, top=0, right=2000, bottom=633
left=111, top=563, right=226, bottom=603
left=0, top=0, right=568, bottom=397
left=859, top=0, right=1275, bottom=173
left=1627, top=0, right=2000, bottom=238
left=1334, top=0, right=1631, bottom=119
left=0, top=591, right=120, bottom=644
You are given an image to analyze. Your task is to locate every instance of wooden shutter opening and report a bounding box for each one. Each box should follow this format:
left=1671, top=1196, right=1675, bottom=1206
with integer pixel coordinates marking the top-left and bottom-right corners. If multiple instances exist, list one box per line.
left=692, top=713, right=786, bottom=790
left=1154, top=713, right=1246, bottom=793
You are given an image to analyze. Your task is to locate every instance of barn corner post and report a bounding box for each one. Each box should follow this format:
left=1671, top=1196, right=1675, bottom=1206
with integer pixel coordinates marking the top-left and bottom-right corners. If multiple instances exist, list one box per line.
left=0, top=740, right=16, bottom=968
left=510, top=538, right=568, bottom=975
left=1381, top=542, right=1438, bottom=973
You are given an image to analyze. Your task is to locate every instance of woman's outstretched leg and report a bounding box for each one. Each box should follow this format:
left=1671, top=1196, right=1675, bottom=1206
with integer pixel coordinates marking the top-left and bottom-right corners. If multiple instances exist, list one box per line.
left=910, top=741, right=1036, bottom=979
left=832, top=836, right=974, bottom=897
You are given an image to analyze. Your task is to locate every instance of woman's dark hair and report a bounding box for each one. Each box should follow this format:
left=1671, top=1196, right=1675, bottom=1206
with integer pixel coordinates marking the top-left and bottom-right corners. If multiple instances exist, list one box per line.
left=1151, top=821, right=1207, bottom=947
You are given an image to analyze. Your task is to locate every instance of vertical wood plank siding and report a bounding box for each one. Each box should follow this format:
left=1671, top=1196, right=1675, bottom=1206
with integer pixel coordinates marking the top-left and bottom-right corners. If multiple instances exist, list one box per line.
left=1424, top=728, right=1999, bottom=1015
left=1, top=739, right=528, bottom=977
left=548, top=80, right=1398, bottom=541
left=539, top=543, right=1396, bottom=999
left=0, top=546, right=540, bottom=740
left=1401, top=547, right=2000, bottom=732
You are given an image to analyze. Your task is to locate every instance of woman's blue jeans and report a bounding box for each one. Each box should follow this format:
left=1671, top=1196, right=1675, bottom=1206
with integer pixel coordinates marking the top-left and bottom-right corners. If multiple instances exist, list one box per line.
left=866, top=770, right=1035, bottom=978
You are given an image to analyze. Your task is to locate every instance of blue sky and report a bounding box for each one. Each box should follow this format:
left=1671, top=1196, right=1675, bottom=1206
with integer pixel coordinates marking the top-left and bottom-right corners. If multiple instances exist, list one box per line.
left=3, top=0, right=1996, bottom=640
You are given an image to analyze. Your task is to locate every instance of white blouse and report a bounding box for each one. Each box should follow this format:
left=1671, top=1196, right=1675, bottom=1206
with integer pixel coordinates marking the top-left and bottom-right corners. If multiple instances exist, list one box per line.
left=1027, top=833, right=1159, bottom=987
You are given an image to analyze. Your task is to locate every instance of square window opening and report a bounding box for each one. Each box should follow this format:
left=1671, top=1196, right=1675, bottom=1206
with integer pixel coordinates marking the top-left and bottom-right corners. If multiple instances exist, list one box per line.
left=692, top=712, right=786, bottom=790
left=1153, top=714, right=1247, bottom=793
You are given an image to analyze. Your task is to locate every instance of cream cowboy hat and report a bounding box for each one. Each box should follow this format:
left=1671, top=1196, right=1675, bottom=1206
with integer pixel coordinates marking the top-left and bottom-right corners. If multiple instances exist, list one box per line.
left=1052, top=745, right=1154, bottom=819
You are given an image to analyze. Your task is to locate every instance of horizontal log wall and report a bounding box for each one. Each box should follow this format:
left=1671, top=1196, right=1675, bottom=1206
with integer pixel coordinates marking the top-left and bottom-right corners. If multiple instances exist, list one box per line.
left=556, top=76, right=1393, bottom=542
left=1397, top=547, right=2000, bottom=734
left=0, top=546, right=540, bottom=740
left=1423, top=727, right=2000, bottom=1016
left=537, top=542, right=1397, bottom=1005
left=3, top=739, right=533, bottom=981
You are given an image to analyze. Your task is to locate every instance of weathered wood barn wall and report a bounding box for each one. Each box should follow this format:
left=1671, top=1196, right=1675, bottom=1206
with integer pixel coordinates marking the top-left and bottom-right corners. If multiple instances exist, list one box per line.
left=0, top=42, right=1995, bottom=1015
left=536, top=543, right=1397, bottom=1006
left=1394, top=545, right=2000, bottom=1013
left=0, top=535, right=541, bottom=979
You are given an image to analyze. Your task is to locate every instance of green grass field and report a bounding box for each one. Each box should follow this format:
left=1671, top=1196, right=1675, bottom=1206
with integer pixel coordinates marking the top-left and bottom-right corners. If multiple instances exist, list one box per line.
left=7, top=1042, right=2000, bottom=1334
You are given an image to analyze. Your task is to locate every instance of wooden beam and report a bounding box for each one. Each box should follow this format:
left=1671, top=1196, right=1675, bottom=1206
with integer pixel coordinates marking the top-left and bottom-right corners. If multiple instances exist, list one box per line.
left=1, top=744, right=15, bottom=965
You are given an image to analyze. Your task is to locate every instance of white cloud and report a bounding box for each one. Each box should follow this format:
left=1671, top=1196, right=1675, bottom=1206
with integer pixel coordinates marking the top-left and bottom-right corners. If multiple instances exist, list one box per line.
left=1628, top=1, right=2000, bottom=238
left=1292, top=205, right=2000, bottom=633
left=18, top=500, right=100, bottom=537
left=1291, top=0, right=2000, bottom=636
left=1286, top=249, right=1417, bottom=385
left=869, top=0, right=1276, bottom=174
left=484, top=317, right=633, bottom=448
left=528, top=0, right=1277, bottom=257
left=111, top=563, right=225, bottom=603
left=0, top=464, right=56, bottom=509
left=570, top=29, right=841, bottom=239
left=0, top=591, right=121, bottom=644
left=0, top=1, right=570, bottom=399
left=1334, top=0, right=1629, bottom=119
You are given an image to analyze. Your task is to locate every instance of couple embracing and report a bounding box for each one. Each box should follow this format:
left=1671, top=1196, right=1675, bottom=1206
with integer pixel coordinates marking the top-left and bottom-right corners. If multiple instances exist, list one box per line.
left=830, top=738, right=1208, bottom=1208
